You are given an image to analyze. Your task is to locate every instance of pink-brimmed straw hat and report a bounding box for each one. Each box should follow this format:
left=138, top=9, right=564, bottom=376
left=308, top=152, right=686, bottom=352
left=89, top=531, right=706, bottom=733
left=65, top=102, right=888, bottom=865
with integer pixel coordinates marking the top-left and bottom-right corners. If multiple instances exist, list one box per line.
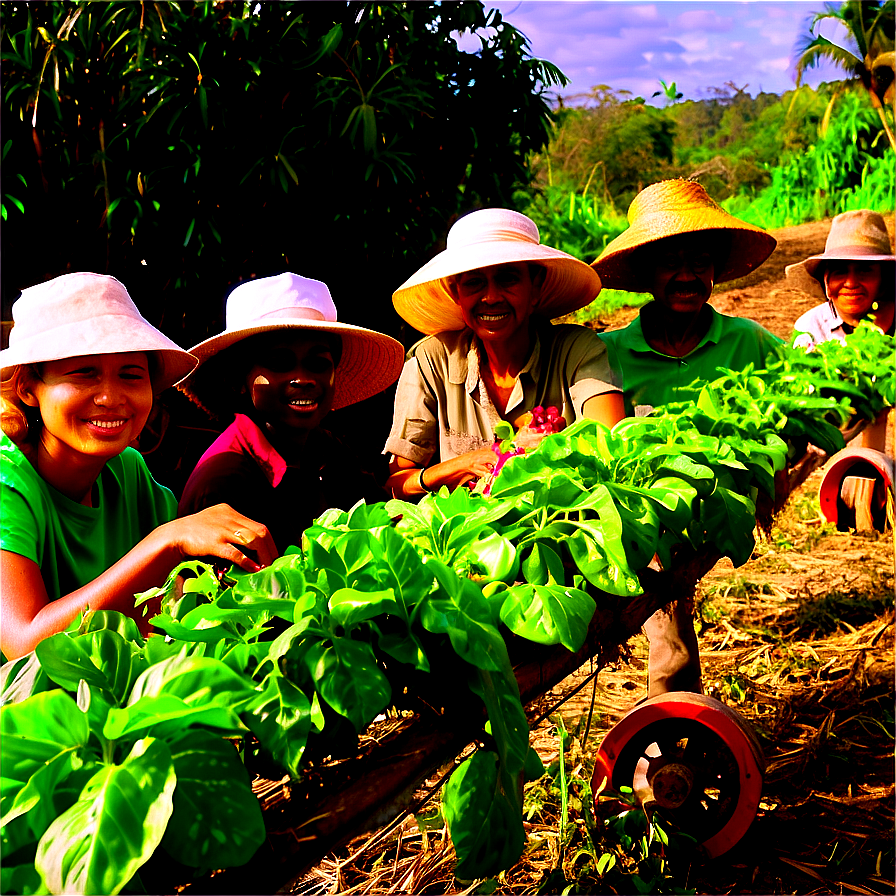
left=785, top=209, right=894, bottom=297
left=592, top=179, right=777, bottom=290
left=0, top=272, right=196, bottom=392
left=392, top=208, right=602, bottom=335
left=180, top=272, right=405, bottom=412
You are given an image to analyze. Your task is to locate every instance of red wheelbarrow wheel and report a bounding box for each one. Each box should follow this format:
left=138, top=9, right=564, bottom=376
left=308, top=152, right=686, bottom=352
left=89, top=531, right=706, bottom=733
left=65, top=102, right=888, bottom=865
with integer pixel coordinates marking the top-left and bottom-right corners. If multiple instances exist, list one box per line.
left=592, top=693, right=764, bottom=858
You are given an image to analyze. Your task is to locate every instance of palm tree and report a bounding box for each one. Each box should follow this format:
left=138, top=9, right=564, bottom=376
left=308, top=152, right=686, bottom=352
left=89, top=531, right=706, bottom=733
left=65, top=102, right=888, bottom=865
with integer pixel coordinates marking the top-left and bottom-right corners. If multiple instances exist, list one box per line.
left=793, top=0, right=895, bottom=150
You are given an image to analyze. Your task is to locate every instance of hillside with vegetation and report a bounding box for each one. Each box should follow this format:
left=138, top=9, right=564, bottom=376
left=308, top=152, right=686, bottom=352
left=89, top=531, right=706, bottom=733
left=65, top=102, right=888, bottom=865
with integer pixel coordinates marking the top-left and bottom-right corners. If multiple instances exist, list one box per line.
left=512, top=79, right=894, bottom=318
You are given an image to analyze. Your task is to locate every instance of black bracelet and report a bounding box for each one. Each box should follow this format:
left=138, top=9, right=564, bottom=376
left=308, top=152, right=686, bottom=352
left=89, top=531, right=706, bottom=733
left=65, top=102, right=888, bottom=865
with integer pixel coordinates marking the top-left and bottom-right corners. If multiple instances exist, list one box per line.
left=419, top=466, right=434, bottom=493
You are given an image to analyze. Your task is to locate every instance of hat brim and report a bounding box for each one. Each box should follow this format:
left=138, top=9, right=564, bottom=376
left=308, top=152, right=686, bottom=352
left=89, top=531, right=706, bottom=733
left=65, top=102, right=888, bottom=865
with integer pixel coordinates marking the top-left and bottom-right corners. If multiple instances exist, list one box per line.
left=392, top=241, right=602, bottom=335
left=179, top=318, right=405, bottom=413
left=592, top=214, right=776, bottom=291
left=0, top=314, right=197, bottom=393
left=798, top=250, right=894, bottom=281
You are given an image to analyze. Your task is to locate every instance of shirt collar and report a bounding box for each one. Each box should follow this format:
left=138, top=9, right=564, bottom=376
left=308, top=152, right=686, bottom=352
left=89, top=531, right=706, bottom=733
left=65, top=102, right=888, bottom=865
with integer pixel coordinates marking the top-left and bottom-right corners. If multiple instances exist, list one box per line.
left=446, top=328, right=542, bottom=393
left=231, top=413, right=288, bottom=487
left=623, top=302, right=724, bottom=355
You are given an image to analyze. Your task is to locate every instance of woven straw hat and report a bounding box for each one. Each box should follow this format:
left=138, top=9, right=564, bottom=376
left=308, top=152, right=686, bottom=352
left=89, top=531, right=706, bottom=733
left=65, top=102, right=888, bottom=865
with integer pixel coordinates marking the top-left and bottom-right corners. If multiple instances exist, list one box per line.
left=591, top=179, right=777, bottom=290
left=180, top=272, right=405, bottom=412
left=785, top=209, right=894, bottom=296
left=0, top=272, right=196, bottom=393
left=392, top=208, right=602, bottom=335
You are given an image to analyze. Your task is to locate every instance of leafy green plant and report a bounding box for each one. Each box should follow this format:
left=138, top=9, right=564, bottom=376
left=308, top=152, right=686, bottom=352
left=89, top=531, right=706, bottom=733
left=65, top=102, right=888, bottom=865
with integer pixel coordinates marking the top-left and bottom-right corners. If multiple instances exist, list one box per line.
left=721, top=92, right=894, bottom=228
left=1, top=612, right=265, bottom=895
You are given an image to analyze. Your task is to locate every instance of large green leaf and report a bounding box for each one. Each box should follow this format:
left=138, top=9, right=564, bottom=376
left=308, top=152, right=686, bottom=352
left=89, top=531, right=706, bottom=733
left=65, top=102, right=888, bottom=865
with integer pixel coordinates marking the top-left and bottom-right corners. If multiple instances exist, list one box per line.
left=125, top=654, right=256, bottom=710
left=34, top=737, right=176, bottom=896
left=161, top=729, right=265, bottom=868
left=420, top=560, right=511, bottom=673
left=103, top=695, right=244, bottom=742
left=304, top=637, right=390, bottom=732
left=499, top=583, right=595, bottom=652
left=35, top=630, right=134, bottom=703
left=0, top=863, right=46, bottom=896
left=0, top=651, right=51, bottom=706
left=1, top=691, right=90, bottom=811
left=699, top=486, right=757, bottom=566
left=242, top=671, right=313, bottom=777
left=442, top=750, right=525, bottom=880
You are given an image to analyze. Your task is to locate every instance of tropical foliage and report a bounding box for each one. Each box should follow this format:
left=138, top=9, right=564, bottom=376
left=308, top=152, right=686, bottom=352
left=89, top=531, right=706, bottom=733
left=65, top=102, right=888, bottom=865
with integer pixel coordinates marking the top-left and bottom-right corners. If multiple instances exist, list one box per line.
left=0, top=0, right=565, bottom=346
left=793, top=0, right=895, bottom=149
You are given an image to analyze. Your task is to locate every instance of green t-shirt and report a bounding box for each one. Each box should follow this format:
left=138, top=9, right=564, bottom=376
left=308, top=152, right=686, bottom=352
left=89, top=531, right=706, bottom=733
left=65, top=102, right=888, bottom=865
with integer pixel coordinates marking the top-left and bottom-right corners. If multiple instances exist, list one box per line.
left=599, top=304, right=783, bottom=416
left=1, top=433, right=176, bottom=602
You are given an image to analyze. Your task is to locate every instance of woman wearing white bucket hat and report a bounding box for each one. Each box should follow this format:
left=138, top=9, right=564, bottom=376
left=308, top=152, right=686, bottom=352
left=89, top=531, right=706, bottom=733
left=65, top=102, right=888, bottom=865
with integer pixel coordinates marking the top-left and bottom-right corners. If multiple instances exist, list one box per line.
left=0, top=273, right=279, bottom=660
left=177, top=273, right=405, bottom=551
left=384, top=208, right=624, bottom=498
left=787, top=209, right=895, bottom=453
left=788, top=209, right=895, bottom=348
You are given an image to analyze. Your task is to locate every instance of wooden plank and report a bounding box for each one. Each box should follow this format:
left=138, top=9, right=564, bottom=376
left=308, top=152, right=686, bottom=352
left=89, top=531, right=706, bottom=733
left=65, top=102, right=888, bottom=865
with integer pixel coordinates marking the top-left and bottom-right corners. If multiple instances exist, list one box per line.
left=158, top=545, right=721, bottom=895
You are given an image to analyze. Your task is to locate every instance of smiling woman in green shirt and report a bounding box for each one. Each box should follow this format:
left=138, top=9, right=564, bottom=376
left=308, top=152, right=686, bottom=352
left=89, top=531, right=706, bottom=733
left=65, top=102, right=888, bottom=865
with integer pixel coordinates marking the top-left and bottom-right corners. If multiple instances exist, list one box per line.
left=0, top=273, right=279, bottom=660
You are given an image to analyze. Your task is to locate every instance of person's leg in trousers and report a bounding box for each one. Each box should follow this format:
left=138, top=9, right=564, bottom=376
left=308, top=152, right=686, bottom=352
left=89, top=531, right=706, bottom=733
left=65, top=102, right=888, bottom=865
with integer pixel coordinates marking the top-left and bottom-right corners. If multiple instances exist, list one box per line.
left=643, top=592, right=702, bottom=697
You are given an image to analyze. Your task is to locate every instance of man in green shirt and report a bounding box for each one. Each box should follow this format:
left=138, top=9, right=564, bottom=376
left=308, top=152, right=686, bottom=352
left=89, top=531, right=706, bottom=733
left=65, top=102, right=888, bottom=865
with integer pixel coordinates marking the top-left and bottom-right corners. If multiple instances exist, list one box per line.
left=592, top=179, right=780, bottom=696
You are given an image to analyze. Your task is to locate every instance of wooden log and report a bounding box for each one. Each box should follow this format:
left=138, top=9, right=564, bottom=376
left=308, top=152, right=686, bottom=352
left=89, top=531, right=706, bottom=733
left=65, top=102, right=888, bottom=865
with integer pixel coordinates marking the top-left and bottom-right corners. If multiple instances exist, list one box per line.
left=161, top=545, right=721, bottom=895
left=841, top=475, right=877, bottom=531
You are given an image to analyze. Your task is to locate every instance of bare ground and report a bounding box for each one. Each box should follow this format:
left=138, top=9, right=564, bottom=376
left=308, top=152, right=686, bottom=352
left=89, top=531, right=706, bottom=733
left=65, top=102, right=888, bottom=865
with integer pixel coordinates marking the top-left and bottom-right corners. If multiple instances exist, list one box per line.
left=290, top=218, right=895, bottom=896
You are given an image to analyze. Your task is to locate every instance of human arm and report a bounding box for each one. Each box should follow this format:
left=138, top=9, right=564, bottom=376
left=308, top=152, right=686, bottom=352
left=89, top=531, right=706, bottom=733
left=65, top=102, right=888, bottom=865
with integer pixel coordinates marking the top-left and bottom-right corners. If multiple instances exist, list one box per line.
left=386, top=448, right=498, bottom=499
left=582, top=391, right=625, bottom=427
left=0, top=503, right=278, bottom=659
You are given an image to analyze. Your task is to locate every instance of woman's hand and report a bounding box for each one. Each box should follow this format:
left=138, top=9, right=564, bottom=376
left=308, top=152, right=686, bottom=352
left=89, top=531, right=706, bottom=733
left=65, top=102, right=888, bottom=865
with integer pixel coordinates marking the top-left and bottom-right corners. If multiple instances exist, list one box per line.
left=386, top=448, right=497, bottom=498
left=451, top=447, right=499, bottom=488
left=159, top=504, right=279, bottom=572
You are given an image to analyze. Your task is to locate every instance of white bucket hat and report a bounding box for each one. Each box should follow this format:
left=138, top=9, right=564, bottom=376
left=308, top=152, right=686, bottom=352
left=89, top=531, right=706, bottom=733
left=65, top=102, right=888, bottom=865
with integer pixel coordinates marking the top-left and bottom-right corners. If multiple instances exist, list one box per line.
left=0, top=272, right=196, bottom=392
left=180, top=272, right=405, bottom=412
left=392, top=208, right=602, bottom=335
left=785, top=209, right=894, bottom=297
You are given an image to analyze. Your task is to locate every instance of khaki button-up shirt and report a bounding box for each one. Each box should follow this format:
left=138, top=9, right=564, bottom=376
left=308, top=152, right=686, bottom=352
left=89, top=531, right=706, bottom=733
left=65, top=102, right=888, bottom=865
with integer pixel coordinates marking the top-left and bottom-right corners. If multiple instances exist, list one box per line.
left=384, top=322, right=620, bottom=465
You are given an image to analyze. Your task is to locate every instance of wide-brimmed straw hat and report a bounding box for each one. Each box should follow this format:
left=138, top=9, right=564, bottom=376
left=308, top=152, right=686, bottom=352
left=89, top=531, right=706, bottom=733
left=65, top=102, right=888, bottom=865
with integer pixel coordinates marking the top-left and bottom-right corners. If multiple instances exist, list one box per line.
left=180, top=272, right=405, bottom=412
left=591, top=179, right=777, bottom=290
left=392, top=208, right=602, bottom=335
left=0, top=272, right=196, bottom=392
left=785, top=209, right=894, bottom=297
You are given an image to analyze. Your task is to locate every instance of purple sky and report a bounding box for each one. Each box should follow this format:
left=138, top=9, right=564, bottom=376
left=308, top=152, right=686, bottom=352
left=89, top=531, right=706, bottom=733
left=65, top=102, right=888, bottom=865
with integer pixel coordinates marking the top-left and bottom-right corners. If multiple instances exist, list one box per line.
left=456, top=1, right=851, bottom=105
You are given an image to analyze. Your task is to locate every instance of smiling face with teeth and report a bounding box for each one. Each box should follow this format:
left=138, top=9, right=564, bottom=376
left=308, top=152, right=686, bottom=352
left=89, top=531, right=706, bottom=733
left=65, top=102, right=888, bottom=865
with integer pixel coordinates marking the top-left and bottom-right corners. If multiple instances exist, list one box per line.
left=243, top=332, right=338, bottom=447
left=20, top=352, right=153, bottom=468
left=451, top=262, right=544, bottom=347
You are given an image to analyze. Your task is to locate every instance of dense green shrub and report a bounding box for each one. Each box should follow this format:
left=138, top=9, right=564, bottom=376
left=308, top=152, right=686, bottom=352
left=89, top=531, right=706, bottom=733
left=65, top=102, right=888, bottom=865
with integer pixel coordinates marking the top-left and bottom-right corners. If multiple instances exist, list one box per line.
left=1, top=1, right=564, bottom=346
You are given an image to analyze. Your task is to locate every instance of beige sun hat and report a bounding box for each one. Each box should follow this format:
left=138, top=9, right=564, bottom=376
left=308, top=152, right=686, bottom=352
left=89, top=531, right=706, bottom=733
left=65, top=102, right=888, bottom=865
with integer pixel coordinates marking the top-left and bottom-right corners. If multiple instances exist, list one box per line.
left=784, top=209, right=894, bottom=297
left=392, top=208, right=602, bottom=335
left=180, top=272, right=405, bottom=413
left=591, top=179, right=777, bottom=290
left=0, top=272, right=196, bottom=392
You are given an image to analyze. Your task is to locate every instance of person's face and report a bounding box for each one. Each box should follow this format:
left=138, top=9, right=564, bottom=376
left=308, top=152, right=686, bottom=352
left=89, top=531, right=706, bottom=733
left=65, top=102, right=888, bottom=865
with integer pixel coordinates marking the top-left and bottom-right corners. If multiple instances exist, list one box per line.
left=21, top=352, right=153, bottom=463
left=648, top=235, right=716, bottom=315
left=452, top=262, right=540, bottom=345
left=244, top=332, right=337, bottom=438
left=824, top=261, right=882, bottom=320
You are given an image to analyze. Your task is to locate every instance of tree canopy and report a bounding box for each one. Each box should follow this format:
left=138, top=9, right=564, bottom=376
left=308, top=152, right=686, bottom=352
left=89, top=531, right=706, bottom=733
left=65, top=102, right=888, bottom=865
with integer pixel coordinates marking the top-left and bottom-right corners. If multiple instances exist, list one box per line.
left=1, top=1, right=566, bottom=345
